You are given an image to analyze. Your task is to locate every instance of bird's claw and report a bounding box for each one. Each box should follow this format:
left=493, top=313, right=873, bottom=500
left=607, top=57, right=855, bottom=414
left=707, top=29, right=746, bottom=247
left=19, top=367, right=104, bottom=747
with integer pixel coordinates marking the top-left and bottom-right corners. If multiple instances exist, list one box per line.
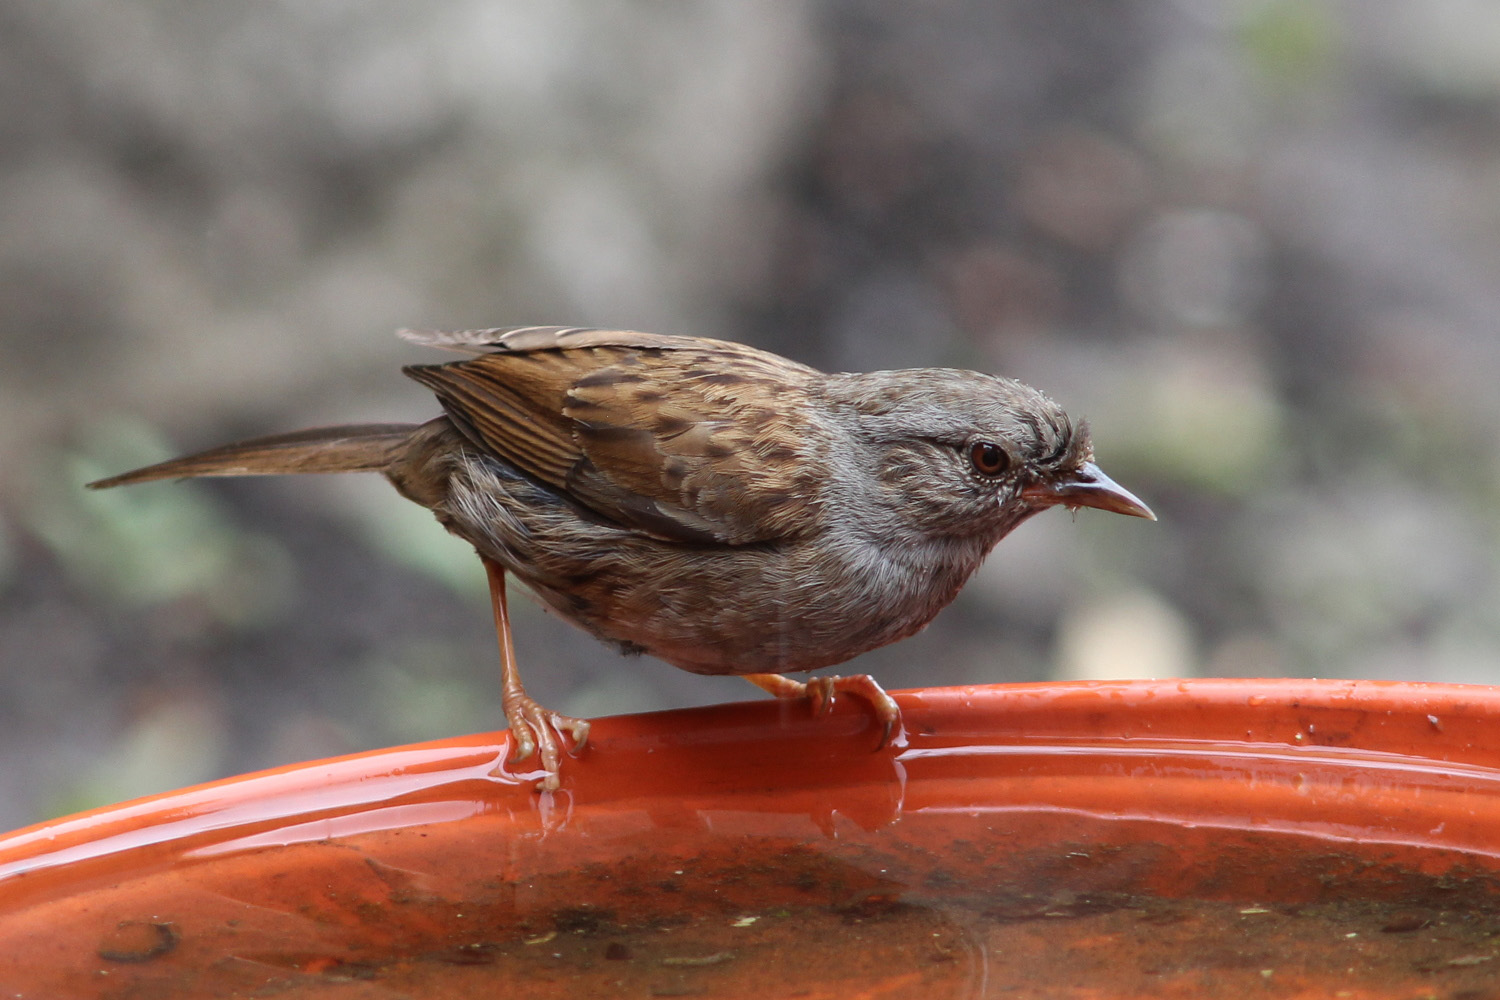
left=494, top=694, right=591, bottom=791
left=805, top=676, right=837, bottom=718
left=748, top=672, right=902, bottom=748
left=820, top=674, right=901, bottom=748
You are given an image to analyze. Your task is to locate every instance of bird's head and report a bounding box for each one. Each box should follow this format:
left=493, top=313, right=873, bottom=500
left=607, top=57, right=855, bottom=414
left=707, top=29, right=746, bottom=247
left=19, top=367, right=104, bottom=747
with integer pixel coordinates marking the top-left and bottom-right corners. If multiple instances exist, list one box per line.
left=826, top=368, right=1153, bottom=544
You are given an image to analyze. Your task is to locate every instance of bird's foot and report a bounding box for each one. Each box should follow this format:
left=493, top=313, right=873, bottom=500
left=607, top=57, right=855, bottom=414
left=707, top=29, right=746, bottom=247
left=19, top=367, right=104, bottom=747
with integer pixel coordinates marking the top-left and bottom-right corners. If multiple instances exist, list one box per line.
left=494, top=693, right=591, bottom=791
left=745, top=672, right=902, bottom=747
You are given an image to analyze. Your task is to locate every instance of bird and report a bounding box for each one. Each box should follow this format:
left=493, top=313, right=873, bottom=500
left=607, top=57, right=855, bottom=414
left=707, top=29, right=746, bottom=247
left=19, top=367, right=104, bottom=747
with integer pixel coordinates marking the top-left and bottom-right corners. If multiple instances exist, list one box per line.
left=89, top=327, right=1154, bottom=790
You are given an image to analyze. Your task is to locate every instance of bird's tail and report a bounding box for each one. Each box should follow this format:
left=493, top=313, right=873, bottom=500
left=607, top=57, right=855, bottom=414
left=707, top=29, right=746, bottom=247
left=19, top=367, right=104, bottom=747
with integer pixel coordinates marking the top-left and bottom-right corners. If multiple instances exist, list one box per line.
left=87, top=423, right=421, bottom=489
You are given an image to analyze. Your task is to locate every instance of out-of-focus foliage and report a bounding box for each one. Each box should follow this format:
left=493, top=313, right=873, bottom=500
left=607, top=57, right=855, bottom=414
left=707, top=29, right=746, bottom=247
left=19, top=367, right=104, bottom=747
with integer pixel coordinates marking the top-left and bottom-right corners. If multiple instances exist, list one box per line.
left=5, top=0, right=1500, bottom=828
left=31, top=420, right=293, bottom=625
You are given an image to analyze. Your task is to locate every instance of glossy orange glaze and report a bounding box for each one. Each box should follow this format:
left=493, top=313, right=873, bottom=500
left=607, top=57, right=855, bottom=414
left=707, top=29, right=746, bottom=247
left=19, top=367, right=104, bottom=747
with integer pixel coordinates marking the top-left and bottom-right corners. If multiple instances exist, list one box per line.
left=2, top=679, right=1499, bottom=998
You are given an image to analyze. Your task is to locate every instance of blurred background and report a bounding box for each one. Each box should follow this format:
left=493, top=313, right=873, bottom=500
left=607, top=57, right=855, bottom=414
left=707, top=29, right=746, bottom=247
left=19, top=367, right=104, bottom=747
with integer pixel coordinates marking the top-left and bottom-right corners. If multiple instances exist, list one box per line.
left=4, top=0, right=1500, bottom=828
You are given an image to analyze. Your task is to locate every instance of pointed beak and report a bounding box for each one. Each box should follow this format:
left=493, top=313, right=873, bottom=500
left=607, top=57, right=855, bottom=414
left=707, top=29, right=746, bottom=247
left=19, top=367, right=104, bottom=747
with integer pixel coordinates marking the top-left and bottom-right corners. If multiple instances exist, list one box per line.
left=1020, top=461, right=1156, bottom=520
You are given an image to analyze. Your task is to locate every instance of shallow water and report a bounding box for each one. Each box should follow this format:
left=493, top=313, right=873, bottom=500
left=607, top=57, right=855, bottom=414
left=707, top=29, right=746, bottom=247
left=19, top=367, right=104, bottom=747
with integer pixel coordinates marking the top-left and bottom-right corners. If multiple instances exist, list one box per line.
left=345, top=888, right=1500, bottom=999
left=41, top=816, right=1500, bottom=999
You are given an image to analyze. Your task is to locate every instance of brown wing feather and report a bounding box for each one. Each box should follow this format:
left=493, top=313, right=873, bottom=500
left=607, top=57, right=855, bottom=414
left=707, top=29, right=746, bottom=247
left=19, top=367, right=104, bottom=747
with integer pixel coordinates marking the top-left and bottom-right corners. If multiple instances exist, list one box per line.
left=400, top=326, right=737, bottom=356
left=403, top=330, right=825, bottom=544
left=404, top=357, right=579, bottom=486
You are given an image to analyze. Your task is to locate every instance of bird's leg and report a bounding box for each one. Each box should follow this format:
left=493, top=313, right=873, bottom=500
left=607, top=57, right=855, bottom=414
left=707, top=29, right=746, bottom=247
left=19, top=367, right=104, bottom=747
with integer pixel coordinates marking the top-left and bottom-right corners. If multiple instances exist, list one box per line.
left=743, top=673, right=902, bottom=747
left=482, top=556, right=590, bottom=790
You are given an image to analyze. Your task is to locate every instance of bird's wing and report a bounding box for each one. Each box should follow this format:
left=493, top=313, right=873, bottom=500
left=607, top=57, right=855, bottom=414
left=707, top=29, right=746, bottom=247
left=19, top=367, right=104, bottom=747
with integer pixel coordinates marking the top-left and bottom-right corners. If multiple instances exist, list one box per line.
left=400, top=325, right=715, bottom=355
left=403, top=328, right=824, bottom=544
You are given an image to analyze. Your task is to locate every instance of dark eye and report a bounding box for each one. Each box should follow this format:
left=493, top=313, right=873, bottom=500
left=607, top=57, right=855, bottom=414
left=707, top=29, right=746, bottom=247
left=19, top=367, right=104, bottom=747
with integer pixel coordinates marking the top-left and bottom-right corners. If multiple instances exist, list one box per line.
left=968, top=441, right=1010, bottom=477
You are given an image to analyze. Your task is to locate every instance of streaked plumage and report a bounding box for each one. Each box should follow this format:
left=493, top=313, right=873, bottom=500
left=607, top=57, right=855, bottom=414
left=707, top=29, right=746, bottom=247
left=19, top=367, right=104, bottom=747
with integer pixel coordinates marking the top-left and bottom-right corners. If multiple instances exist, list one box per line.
left=92, top=327, right=1153, bottom=789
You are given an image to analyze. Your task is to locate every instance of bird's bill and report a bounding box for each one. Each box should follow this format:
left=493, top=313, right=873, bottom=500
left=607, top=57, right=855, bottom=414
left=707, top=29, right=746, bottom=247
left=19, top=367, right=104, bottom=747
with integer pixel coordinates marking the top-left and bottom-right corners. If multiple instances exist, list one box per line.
left=1021, top=461, right=1156, bottom=520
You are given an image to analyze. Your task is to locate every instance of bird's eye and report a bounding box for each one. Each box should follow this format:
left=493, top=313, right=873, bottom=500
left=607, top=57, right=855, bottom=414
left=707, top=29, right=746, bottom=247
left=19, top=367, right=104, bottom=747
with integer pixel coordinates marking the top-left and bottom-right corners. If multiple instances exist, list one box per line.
left=968, top=441, right=1010, bottom=477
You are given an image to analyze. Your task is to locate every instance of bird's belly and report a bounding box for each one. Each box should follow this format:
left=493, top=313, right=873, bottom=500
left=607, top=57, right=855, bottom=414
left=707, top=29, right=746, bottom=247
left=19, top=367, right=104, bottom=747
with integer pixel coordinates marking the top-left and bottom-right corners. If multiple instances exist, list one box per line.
left=439, top=455, right=982, bottom=676
left=530, top=538, right=978, bottom=676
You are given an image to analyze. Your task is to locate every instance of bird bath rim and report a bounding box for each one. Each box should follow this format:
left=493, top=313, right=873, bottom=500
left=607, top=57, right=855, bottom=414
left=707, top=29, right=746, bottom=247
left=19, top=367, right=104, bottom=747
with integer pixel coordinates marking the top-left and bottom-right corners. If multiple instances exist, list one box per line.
left=5, top=678, right=1500, bottom=999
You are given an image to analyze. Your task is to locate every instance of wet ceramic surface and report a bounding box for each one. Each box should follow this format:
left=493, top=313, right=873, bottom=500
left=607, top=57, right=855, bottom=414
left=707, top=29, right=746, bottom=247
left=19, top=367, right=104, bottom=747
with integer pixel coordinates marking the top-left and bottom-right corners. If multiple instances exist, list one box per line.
left=2, top=679, right=1499, bottom=997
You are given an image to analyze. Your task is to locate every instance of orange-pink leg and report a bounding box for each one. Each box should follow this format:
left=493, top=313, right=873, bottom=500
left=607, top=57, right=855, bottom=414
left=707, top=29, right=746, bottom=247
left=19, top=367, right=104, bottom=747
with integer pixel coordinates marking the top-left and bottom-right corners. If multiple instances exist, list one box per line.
left=743, top=672, right=902, bottom=746
left=483, top=556, right=589, bottom=790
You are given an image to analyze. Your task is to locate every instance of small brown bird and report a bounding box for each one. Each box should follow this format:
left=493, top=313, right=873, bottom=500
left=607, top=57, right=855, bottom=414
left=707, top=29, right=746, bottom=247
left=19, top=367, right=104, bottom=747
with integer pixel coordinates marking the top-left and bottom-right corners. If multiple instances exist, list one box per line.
left=91, top=327, right=1153, bottom=789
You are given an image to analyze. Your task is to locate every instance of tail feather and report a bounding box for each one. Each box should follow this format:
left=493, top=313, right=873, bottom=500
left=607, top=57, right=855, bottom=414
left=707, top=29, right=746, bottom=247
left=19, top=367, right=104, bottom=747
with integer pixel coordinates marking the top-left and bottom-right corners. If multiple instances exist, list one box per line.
left=87, top=423, right=421, bottom=489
